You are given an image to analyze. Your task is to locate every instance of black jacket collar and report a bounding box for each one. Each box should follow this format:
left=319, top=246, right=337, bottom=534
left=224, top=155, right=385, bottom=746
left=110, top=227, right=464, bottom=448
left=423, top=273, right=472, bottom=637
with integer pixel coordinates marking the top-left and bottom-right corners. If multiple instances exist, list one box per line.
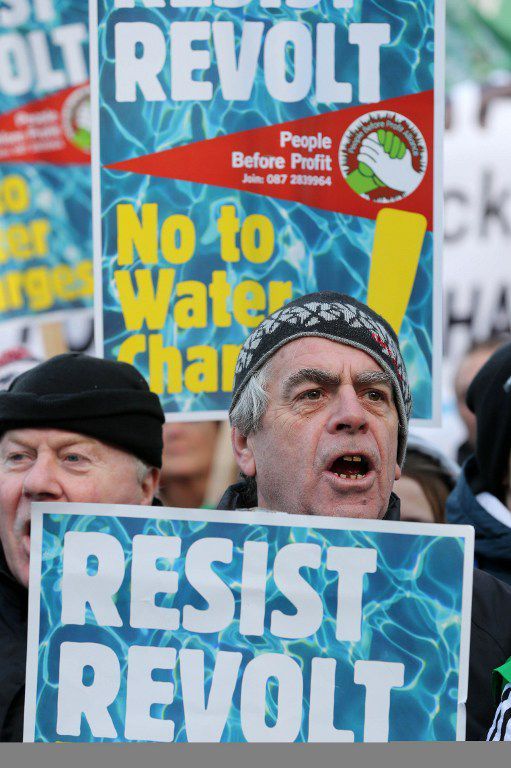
left=217, top=479, right=401, bottom=520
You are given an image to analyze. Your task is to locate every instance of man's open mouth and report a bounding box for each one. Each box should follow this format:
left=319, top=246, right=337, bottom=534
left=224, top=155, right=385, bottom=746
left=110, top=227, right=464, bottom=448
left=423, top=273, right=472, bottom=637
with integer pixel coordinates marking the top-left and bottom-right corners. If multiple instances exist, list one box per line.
left=327, top=454, right=371, bottom=480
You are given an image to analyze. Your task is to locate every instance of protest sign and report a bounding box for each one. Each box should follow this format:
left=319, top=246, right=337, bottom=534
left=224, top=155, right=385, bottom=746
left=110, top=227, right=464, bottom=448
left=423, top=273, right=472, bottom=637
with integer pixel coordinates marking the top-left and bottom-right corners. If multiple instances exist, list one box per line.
left=411, top=82, right=511, bottom=460
left=90, top=0, right=443, bottom=422
left=0, top=0, right=93, bottom=326
left=444, top=83, right=511, bottom=363
left=25, top=503, right=473, bottom=742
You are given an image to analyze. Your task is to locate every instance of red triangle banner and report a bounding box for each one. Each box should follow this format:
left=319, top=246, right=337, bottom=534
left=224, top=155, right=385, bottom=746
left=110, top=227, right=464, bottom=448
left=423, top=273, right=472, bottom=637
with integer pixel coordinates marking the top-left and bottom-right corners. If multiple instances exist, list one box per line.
left=0, top=83, right=90, bottom=165
left=107, top=91, right=434, bottom=228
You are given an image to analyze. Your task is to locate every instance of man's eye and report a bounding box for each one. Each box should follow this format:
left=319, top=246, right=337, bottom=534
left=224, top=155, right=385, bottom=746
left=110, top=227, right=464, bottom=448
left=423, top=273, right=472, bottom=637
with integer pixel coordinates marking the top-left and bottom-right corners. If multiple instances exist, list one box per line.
left=365, top=389, right=386, bottom=402
left=298, top=388, right=323, bottom=401
left=63, top=454, right=83, bottom=463
left=7, top=453, right=28, bottom=463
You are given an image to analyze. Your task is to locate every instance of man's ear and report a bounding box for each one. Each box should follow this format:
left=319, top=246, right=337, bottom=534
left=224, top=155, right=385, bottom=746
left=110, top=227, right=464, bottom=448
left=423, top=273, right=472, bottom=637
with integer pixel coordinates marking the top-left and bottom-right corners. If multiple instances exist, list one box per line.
left=394, top=462, right=402, bottom=482
left=140, top=467, right=160, bottom=505
left=231, top=427, right=256, bottom=477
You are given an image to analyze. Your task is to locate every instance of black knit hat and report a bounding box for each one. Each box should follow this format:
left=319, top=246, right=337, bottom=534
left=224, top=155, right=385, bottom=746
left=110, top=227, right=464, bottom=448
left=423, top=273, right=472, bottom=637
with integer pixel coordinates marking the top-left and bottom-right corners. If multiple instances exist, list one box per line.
left=0, top=353, right=164, bottom=468
left=230, top=291, right=412, bottom=466
left=467, top=341, right=511, bottom=499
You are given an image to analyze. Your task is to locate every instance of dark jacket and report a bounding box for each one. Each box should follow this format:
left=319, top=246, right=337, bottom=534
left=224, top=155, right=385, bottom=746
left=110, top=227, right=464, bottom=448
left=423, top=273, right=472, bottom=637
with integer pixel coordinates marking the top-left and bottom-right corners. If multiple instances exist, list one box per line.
left=468, top=569, right=511, bottom=739
left=219, top=479, right=511, bottom=741
left=0, top=497, right=164, bottom=743
left=446, top=457, right=511, bottom=586
left=218, top=482, right=402, bottom=521
left=0, top=544, right=27, bottom=742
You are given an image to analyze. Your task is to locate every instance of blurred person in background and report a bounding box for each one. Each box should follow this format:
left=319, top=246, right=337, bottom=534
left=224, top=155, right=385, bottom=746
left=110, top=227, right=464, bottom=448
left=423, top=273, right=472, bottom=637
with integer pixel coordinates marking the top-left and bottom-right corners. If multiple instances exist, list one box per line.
left=394, top=435, right=459, bottom=524
left=447, top=342, right=511, bottom=586
left=454, top=336, right=508, bottom=466
left=159, top=421, right=239, bottom=509
left=0, top=348, right=40, bottom=391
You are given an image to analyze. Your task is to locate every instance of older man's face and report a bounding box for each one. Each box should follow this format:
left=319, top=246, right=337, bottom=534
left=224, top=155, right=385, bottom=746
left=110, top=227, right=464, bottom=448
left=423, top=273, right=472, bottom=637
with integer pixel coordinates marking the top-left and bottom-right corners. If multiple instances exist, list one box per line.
left=234, top=338, right=401, bottom=519
left=0, top=428, right=159, bottom=587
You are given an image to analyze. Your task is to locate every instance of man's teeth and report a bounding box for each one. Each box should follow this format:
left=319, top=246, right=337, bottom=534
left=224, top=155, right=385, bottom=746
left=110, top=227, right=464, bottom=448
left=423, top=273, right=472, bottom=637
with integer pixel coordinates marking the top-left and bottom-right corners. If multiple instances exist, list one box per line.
left=333, top=454, right=366, bottom=479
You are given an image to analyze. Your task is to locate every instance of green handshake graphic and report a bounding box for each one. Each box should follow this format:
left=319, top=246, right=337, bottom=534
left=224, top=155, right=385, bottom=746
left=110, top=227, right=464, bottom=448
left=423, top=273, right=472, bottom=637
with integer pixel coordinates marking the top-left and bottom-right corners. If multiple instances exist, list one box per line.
left=346, top=129, right=413, bottom=196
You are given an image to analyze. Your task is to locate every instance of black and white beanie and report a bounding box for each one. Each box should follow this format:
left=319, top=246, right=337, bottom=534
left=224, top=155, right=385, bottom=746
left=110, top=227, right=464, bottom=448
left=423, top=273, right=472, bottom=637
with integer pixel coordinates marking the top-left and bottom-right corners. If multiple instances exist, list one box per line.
left=230, top=291, right=412, bottom=467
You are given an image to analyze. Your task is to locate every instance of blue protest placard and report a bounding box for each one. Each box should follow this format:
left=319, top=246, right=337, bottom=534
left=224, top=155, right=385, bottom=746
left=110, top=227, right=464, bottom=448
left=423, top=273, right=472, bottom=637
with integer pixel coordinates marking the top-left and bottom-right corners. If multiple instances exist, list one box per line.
left=25, top=503, right=473, bottom=742
left=0, top=0, right=93, bottom=325
left=90, top=0, right=443, bottom=422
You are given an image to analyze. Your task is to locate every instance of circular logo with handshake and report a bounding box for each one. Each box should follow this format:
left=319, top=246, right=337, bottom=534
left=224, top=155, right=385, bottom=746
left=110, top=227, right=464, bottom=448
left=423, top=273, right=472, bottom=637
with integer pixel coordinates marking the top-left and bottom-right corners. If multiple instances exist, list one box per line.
left=62, top=85, right=91, bottom=155
left=339, top=111, right=428, bottom=203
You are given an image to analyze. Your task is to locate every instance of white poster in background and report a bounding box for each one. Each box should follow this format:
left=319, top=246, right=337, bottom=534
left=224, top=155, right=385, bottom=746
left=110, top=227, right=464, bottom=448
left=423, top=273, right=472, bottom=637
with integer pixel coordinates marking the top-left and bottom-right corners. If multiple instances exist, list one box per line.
left=414, top=80, right=511, bottom=457
left=443, top=81, right=511, bottom=364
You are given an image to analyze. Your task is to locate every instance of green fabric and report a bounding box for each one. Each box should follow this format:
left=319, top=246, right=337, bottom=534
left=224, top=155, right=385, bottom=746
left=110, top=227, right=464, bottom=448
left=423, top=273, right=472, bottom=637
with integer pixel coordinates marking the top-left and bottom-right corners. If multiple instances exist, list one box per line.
left=492, top=657, right=511, bottom=702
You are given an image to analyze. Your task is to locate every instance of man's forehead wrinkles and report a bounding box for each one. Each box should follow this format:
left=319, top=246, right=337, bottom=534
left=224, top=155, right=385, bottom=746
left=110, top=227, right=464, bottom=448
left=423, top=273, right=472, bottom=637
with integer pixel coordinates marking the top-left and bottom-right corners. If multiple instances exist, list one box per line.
left=281, top=365, right=387, bottom=390
left=1, top=431, right=38, bottom=448
left=1, top=429, right=98, bottom=449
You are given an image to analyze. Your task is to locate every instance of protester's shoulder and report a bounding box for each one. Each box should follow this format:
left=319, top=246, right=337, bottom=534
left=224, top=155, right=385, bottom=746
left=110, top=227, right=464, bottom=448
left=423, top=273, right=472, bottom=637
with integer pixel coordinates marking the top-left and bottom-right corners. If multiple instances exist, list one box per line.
left=0, top=571, right=26, bottom=738
left=473, top=567, right=511, bottom=606
left=0, top=583, right=26, bottom=643
left=472, top=569, right=511, bottom=649
left=0, top=563, right=27, bottom=642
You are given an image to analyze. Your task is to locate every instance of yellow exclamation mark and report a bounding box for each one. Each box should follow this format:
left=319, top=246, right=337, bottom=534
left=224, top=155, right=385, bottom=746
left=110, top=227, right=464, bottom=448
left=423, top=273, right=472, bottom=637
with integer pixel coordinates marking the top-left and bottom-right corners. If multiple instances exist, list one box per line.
left=366, top=208, right=427, bottom=335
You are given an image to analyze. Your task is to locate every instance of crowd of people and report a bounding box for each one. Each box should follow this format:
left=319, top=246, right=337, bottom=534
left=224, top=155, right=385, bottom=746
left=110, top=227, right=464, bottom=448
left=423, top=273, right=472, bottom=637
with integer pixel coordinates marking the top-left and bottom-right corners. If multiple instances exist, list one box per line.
left=1, top=291, right=511, bottom=741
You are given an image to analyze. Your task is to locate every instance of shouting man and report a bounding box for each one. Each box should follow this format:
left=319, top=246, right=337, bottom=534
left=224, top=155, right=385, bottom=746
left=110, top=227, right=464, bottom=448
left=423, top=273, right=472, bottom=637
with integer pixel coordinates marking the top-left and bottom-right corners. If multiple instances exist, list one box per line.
left=218, top=291, right=511, bottom=740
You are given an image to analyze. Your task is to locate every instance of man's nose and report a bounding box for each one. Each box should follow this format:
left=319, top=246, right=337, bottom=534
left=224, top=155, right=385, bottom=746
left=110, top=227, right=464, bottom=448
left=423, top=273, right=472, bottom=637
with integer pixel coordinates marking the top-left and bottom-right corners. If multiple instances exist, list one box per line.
left=326, top=386, right=369, bottom=435
left=22, top=455, right=64, bottom=500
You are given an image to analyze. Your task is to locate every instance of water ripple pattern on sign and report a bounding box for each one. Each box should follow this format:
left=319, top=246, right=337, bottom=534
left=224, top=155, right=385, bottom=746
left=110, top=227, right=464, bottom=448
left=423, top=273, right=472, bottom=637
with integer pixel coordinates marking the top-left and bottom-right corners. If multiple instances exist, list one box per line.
left=0, top=0, right=92, bottom=323
left=35, top=511, right=463, bottom=742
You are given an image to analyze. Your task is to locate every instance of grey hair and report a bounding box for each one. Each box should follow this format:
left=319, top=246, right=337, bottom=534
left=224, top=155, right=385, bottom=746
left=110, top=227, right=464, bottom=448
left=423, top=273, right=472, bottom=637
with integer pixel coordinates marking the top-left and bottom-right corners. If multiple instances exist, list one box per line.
left=229, top=360, right=272, bottom=436
left=134, top=457, right=152, bottom=484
